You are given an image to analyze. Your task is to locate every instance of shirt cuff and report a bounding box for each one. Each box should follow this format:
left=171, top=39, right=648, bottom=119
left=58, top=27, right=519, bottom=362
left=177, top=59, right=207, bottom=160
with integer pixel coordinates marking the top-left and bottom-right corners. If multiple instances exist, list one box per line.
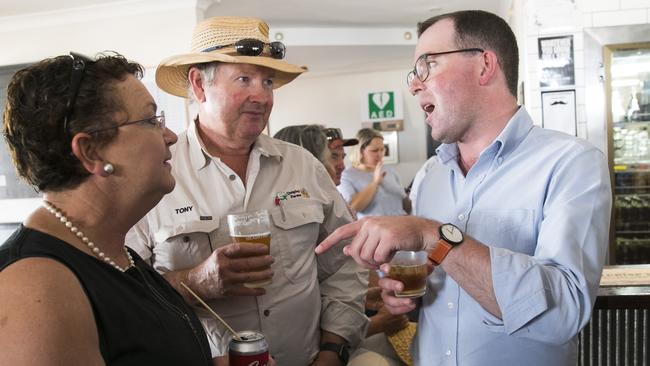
left=487, top=246, right=549, bottom=335
left=320, top=296, right=370, bottom=348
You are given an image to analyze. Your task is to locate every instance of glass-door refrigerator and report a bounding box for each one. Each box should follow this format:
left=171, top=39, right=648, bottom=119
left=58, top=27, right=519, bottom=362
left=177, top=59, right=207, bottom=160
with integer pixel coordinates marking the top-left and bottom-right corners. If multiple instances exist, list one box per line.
left=606, top=43, right=650, bottom=264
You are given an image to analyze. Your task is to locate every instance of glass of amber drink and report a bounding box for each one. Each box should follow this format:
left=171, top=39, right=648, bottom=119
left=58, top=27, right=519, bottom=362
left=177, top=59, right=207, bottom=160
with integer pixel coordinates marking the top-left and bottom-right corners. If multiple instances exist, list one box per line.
left=227, top=209, right=272, bottom=288
left=388, top=251, right=428, bottom=298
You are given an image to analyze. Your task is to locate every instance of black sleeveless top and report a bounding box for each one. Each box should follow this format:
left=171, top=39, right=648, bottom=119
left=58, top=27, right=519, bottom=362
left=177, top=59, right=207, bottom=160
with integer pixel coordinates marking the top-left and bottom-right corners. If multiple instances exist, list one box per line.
left=0, top=225, right=212, bottom=366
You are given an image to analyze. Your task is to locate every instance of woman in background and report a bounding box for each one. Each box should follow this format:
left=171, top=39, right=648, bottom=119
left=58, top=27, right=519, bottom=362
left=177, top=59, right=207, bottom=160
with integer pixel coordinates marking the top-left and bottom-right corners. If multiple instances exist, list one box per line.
left=0, top=52, right=213, bottom=365
left=276, top=125, right=410, bottom=365
left=338, top=128, right=410, bottom=218
left=274, top=124, right=337, bottom=179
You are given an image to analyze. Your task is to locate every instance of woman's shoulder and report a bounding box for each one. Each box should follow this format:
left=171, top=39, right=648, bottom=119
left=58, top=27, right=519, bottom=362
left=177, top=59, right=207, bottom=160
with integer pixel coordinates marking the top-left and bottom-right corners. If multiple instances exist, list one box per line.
left=0, top=256, right=91, bottom=320
left=0, top=257, right=99, bottom=363
left=342, top=166, right=370, bottom=177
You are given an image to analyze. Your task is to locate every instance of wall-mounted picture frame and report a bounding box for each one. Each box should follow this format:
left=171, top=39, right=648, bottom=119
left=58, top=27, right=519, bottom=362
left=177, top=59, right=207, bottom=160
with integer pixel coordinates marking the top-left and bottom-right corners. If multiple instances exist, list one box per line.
left=381, top=131, right=399, bottom=164
left=541, top=89, right=577, bottom=136
left=538, top=35, right=575, bottom=88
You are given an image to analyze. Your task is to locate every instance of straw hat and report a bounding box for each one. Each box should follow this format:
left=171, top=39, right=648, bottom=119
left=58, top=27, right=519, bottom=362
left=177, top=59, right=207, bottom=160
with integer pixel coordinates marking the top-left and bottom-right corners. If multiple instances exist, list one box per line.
left=156, top=16, right=307, bottom=98
left=387, top=322, right=416, bottom=366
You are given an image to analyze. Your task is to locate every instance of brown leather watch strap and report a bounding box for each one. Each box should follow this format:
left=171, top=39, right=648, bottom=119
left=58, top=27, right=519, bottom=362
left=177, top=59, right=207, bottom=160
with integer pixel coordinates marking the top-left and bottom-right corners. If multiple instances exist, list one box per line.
left=428, top=239, right=454, bottom=266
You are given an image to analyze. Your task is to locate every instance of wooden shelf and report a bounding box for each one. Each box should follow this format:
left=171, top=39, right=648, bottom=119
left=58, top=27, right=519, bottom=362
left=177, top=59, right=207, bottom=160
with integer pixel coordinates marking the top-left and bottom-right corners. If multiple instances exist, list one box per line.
left=613, top=120, right=650, bottom=128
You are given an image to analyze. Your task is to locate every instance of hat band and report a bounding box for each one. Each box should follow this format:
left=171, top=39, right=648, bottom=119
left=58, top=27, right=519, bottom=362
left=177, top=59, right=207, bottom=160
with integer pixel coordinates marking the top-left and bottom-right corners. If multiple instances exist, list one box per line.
left=201, top=38, right=286, bottom=59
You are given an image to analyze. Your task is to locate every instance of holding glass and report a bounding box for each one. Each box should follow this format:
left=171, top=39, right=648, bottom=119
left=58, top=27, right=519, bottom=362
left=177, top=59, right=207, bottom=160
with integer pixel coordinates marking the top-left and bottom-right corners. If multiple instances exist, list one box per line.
left=227, top=209, right=272, bottom=288
left=388, top=251, right=428, bottom=298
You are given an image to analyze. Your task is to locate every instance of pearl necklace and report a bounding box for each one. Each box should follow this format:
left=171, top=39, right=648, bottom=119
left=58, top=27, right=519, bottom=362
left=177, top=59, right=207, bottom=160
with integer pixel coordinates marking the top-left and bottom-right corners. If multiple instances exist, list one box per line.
left=43, top=201, right=134, bottom=272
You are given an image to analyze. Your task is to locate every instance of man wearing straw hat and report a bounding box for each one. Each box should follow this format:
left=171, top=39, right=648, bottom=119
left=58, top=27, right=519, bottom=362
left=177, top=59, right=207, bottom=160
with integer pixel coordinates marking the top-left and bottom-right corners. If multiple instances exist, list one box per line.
left=128, top=16, right=368, bottom=366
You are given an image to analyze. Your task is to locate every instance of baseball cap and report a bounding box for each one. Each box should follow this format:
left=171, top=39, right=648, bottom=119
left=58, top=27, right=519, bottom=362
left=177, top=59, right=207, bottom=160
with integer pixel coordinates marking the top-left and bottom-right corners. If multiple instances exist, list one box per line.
left=324, top=128, right=358, bottom=146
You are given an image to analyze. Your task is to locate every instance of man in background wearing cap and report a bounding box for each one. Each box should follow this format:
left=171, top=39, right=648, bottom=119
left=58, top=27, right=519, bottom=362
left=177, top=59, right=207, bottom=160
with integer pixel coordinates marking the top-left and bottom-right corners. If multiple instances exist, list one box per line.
left=128, top=16, right=367, bottom=366
left=324, top=127, right=358, bottom=186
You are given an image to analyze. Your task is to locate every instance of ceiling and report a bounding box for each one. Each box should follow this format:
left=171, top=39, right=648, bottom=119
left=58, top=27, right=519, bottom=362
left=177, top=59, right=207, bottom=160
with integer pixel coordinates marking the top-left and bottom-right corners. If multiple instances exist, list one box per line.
left=1, top=0, right=511, bottom=24
left=1, top=0, right=512, bottom=75
left=204, top=0, right=509, bottom=27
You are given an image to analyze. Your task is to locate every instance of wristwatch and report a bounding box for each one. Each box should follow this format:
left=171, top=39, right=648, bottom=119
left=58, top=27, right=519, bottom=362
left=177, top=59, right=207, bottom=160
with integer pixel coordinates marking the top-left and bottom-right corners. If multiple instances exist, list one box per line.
left=319, top=342, right=349, bottom=365
left=428, top=223, right=464, bottom=266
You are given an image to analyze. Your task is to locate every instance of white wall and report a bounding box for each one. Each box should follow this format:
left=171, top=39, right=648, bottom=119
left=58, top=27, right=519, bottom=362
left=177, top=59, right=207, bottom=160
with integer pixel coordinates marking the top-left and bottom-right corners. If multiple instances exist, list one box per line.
left=0, top=0, right=197, bottom=68
left=270, top=68, right=427, bottom=186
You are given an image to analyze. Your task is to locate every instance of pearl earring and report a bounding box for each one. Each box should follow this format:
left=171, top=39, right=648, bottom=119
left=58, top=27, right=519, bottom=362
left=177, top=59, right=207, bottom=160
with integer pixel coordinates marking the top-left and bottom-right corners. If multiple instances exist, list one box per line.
left=103, top=163, right=114, bottom=175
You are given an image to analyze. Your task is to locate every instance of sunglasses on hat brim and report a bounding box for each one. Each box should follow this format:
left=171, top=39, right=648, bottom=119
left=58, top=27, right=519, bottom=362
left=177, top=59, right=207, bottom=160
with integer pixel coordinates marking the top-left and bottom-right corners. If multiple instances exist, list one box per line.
left=325, top=128, right=358, bottom=146
left=202, top=38, right=286, bottom=59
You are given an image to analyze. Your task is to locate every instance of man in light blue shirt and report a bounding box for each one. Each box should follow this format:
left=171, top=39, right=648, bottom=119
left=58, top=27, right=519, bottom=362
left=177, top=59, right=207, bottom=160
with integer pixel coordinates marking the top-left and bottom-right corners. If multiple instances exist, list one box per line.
left=316, top=10, right=611, bottom=366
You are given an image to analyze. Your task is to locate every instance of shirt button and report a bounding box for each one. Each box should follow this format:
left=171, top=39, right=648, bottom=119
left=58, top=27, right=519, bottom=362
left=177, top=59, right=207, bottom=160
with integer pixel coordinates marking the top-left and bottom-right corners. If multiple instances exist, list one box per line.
left=263, top=309, right=270, bottom=317
left=457, top=213, right=465, bottom=221
left=446, top=349, right=452, bottom=356
left=229, top=174, right=236, bottom=181
left=497, top=156, right=503, bottom=163
left=447, top=302, right=454, bottom=309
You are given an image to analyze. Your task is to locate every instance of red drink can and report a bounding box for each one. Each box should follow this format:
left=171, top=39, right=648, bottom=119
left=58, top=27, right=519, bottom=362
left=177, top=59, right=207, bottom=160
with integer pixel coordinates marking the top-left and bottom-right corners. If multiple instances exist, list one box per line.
left=229, top=330, right=269, bottom=366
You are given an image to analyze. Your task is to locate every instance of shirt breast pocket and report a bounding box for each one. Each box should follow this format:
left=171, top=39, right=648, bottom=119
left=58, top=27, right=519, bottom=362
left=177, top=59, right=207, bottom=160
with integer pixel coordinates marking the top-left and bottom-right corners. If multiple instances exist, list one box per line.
left=152, top=220, right=220, bottom=273
left=270, top=200, right=325, bottom=284
left=468, top=209, right=535, bottom=255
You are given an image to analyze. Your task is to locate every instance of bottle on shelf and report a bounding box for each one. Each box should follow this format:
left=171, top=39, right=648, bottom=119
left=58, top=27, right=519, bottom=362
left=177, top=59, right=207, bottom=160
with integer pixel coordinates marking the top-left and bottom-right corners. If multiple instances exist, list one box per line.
left=627, top=89, right=640, bottom=122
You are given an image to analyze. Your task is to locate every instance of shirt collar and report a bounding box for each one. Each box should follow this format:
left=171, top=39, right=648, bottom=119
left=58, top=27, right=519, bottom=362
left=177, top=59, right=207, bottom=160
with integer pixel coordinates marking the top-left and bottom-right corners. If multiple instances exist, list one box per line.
left=187, top=120, right=283, bottom=171
left=187, top=120, right=211, bottom=170
left=491, top=106, right=534, bottom=161
left=254, top=133, right=284, bottom=159
left=435, top=106, right=533, bottom=164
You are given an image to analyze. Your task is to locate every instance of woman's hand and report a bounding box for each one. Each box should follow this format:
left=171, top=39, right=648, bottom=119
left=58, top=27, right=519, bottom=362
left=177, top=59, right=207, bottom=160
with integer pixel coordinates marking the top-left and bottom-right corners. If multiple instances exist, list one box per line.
left=372, top=161, right=386, bottom=185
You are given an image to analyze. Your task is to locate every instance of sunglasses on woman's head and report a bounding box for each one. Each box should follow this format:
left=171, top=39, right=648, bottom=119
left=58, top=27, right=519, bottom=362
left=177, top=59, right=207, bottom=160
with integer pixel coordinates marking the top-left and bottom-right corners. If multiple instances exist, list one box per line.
left=63, top=52, right=95, bottom=137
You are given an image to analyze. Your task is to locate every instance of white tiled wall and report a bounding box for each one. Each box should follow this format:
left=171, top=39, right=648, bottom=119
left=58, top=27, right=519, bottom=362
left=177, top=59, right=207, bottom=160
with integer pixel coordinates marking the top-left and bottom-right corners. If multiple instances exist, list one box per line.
left=592, top=10, right=647, bottom=27
left=577, top=0, right=621, bottom=13
left=621, top=0, right=650, bottom=9
left=520, top=0, right=650, bottom=154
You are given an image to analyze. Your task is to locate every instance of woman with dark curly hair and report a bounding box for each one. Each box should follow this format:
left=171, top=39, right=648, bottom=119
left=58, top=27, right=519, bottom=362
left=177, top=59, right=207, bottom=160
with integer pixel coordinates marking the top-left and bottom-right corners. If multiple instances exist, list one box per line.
left=0, top=52, right=212, bottom=365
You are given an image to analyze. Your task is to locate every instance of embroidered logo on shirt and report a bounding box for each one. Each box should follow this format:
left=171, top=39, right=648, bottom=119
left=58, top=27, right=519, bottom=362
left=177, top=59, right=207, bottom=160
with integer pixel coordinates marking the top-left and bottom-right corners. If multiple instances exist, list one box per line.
left=274, top=189, right=310, bottom=205
left=175, top=205, right=193, bottom=214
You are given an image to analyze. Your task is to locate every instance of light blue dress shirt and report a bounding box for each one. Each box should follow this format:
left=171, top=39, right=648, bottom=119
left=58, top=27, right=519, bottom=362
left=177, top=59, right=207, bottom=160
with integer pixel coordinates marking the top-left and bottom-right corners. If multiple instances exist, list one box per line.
left=409, top=107, right=612, bottom=366
left=338, top=166, right=407, bottom=218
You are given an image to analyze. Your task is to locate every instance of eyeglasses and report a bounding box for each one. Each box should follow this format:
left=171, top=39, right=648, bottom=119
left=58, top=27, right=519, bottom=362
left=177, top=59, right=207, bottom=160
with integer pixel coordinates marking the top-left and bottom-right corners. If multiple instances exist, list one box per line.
left=202, top=38, right=286, bottom=59
left=63, top=52, right=95, bottom=137
left=85, top=111, right=166, bottom=134
left=324, top=128, right=343, bottom=142
left=406, top=48, right=484, bottom=87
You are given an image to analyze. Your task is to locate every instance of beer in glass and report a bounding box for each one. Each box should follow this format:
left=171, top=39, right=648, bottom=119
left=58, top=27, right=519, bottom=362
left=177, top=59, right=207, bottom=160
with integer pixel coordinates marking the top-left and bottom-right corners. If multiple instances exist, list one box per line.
left=227, top=209, right=272, bottom=288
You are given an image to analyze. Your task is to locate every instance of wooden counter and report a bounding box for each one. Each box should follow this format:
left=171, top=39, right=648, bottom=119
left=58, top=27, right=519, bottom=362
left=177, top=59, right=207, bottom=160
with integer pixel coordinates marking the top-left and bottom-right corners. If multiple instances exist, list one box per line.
left=578, top=265, right=650, bottom=365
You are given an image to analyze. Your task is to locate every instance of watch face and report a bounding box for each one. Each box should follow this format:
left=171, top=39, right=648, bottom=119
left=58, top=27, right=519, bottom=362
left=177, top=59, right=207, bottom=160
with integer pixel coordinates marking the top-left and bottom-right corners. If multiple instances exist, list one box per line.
left=441, top=224, right=463, bottom=244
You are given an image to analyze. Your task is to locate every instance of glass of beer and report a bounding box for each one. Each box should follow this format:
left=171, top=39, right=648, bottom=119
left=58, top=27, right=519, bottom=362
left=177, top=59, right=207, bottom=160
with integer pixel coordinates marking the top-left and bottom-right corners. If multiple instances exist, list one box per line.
left=227, top=209, right=272, bottom=288
left=388, top=251, right=428, bottom=298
